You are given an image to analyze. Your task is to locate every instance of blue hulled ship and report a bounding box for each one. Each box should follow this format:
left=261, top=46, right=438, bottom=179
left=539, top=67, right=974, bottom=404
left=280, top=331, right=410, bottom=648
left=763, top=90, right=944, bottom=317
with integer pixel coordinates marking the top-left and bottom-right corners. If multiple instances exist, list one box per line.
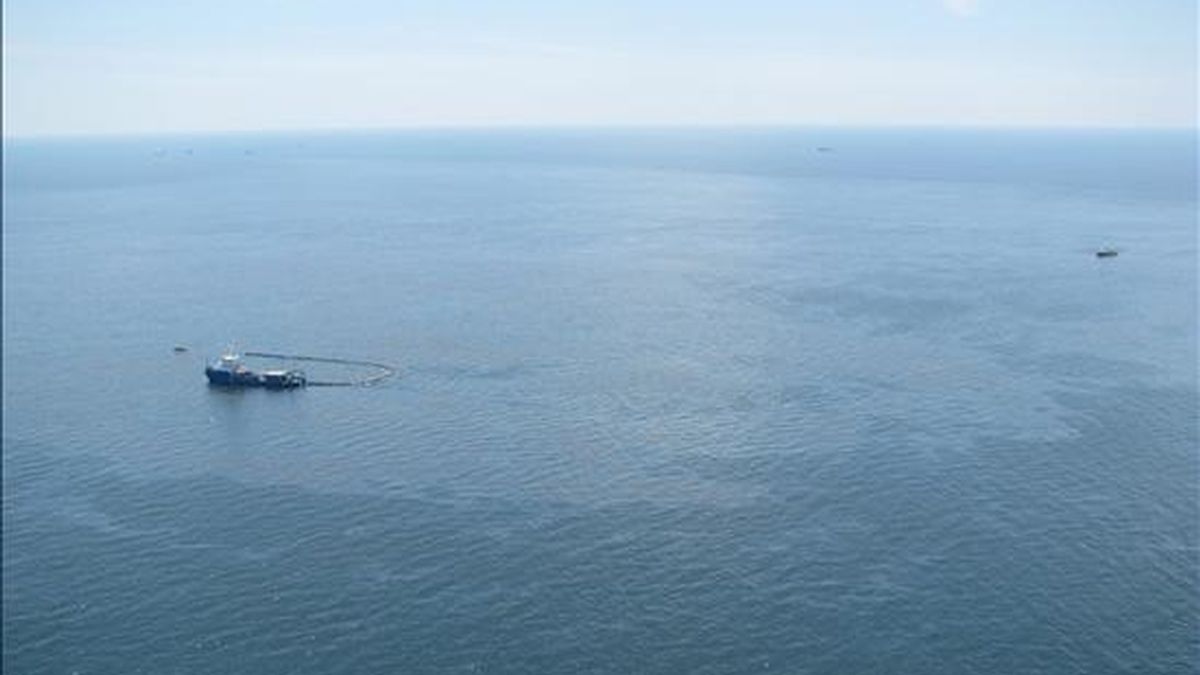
left=205, top=350, right=306, bottom=389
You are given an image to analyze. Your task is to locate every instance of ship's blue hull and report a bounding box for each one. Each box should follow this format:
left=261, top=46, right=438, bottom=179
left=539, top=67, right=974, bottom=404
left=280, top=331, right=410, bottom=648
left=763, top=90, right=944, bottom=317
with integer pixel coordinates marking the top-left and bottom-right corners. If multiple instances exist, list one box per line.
left=205, top=366, right=262, bottom=387
left=206, top=365, right=306, bottom=389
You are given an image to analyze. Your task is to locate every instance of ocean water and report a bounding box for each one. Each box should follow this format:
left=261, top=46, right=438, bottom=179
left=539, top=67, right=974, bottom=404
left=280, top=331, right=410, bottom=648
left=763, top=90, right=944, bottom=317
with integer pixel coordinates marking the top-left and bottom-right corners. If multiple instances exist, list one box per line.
left=3, top=128, right=1196, bottom=674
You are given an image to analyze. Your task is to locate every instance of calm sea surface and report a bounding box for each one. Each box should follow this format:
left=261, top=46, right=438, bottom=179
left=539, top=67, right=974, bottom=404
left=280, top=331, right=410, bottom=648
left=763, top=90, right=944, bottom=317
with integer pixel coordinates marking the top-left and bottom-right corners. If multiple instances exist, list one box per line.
left=3, top=129, right=1197, bottom=674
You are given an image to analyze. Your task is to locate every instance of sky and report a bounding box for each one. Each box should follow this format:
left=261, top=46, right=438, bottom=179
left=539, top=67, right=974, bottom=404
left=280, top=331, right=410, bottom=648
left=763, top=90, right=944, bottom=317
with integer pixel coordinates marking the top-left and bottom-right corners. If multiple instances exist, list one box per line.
left=2, top=0, right=1196, bottom=136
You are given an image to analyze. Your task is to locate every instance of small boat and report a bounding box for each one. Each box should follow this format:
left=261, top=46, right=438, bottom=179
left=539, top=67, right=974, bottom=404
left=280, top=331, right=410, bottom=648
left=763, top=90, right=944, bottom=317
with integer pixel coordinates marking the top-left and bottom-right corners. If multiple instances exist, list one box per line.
left=1096, top=249, right=1119, bottom=258
left=173, top=345, right=189, bottom=353
left=205, top=350, right=306, bottom=389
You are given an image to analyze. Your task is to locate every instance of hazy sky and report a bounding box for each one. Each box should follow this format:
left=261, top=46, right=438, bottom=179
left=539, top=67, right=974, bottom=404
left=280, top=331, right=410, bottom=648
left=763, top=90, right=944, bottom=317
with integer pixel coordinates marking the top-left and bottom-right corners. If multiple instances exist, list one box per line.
left=3, top=0, right=1196, bottom=136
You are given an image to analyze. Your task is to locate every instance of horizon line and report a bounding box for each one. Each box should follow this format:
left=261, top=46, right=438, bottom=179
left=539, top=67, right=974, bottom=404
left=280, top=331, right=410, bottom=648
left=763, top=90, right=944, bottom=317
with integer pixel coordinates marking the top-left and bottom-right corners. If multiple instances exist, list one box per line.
left=4, top=121, right=1197, bottom=142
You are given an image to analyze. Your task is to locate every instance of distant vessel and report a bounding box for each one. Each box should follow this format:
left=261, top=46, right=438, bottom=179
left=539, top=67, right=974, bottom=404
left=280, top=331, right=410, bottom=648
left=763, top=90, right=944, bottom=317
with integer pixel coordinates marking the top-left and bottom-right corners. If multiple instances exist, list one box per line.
left=205, top=350, right=306, bottom=389
left=1096, top=249, right=1119, bottom=258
